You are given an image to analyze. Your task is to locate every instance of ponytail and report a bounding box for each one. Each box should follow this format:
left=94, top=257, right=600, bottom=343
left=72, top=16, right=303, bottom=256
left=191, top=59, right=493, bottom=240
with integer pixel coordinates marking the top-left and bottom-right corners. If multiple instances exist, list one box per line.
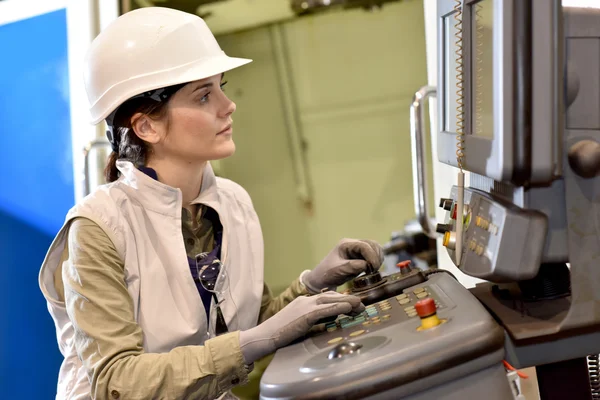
left=104, top=151, right=120, bottom=183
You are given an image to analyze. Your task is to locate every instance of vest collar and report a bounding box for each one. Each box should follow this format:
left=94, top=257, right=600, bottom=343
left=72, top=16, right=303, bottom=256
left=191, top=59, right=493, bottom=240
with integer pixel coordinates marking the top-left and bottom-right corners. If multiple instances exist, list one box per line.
left=116, top=160, right=219, bottom=217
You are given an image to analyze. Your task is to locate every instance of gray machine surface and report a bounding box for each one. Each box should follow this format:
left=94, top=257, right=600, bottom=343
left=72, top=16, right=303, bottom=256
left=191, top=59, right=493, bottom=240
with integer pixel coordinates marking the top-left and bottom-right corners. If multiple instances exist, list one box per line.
left=433, top=1, right=600, bottom=398
left=259, top=272, right=513, bottom=400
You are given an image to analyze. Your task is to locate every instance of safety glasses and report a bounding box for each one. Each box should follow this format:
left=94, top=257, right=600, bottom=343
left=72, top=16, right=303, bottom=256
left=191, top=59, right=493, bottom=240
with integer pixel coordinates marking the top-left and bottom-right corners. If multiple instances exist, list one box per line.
left=195, top=254, right=229, bottom=337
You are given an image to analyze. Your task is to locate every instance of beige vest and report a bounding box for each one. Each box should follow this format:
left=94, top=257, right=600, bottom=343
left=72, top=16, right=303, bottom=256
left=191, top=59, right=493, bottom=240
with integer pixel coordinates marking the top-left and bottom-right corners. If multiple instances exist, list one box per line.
left=39, top=160, right=264, bottom=399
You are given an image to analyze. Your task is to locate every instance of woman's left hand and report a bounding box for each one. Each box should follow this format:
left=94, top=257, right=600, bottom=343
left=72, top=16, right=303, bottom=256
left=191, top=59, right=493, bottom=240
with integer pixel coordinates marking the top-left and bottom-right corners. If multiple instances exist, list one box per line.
left=302, top=238, right=384, bottom=294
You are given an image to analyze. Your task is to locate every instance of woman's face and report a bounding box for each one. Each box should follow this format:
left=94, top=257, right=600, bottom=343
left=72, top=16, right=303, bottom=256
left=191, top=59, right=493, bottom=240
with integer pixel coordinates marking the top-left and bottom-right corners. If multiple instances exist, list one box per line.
left=141, top=73, right=237, bottom=164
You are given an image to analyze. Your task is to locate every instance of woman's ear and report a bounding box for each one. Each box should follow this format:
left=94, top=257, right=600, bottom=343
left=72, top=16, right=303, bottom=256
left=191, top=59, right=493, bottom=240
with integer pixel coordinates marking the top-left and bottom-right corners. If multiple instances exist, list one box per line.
left=131, top=112, right=161, bottom=144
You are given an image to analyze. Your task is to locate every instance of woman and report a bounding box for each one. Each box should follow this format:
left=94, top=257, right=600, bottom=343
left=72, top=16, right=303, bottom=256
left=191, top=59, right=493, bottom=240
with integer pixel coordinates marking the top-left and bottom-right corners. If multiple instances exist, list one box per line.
left=39, top=7, right=383, bottom=400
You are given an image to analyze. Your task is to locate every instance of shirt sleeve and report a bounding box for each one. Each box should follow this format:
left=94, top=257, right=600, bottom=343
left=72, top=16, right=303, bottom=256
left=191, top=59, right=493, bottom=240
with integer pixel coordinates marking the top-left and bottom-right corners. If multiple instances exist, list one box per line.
left=62, top=217, right=250, bottom=400
left=258, top=278, right=309, bottom=324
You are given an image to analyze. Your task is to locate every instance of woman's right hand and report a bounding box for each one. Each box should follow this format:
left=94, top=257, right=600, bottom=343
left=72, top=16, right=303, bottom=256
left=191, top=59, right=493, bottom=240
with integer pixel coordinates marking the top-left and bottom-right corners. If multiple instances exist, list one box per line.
left=239, top=292, right=364, bottom=364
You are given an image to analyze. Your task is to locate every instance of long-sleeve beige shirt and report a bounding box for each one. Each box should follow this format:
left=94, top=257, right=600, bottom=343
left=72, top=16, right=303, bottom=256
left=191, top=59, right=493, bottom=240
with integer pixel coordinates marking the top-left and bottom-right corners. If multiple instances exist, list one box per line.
left=55, top=211, right=307, bottom=400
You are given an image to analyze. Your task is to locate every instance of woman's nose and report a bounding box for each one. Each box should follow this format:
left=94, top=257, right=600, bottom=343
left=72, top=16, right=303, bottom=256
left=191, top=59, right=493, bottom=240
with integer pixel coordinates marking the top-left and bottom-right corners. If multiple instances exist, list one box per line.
left=221, top=95, right=236, bottom=118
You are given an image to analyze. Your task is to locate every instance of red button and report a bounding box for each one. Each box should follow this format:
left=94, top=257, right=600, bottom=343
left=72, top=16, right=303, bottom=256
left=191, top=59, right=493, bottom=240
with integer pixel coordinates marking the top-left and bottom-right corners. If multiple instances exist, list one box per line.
left=397, top=260, right=412, bottom=269
left=415, top=298, right=436, bottom=318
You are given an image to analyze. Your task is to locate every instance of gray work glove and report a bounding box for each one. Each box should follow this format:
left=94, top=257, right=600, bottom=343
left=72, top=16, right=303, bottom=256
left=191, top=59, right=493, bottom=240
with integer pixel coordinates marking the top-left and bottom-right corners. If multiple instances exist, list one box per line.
left=239, top=292, right=364, bottom=364
left=301, top=239, right=384, bottom=294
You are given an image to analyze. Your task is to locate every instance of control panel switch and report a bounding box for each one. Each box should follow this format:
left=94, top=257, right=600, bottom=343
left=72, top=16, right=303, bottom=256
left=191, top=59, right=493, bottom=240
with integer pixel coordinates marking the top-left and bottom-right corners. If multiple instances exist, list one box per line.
left=415, top=298, right=442, bottom=331
left=397, top=260, right=412, bottom=275
left=442, top=231, right=456, bottom=250
left=436, top=223, right=452, bottom=234
left=439, top=198, right=453, bottom=211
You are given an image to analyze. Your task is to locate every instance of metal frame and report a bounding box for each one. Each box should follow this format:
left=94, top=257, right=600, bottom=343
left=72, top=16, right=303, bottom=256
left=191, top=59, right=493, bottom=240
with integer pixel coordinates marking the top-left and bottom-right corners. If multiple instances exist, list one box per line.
left=410, top=86, right=438, bottom=238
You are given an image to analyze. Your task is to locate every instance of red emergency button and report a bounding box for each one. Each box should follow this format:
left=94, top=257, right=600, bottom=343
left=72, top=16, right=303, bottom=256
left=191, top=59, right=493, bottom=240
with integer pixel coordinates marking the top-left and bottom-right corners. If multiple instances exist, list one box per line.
left=415, top=297, right=436, bottom=318
left=397, top=260, right=412, bottom=275
left=415, top=297, right=443, bottom=330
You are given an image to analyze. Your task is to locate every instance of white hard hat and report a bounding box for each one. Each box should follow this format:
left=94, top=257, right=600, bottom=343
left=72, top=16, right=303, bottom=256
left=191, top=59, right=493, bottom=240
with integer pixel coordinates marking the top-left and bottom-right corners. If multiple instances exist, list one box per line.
left=84, top=7, right=252, bottom=125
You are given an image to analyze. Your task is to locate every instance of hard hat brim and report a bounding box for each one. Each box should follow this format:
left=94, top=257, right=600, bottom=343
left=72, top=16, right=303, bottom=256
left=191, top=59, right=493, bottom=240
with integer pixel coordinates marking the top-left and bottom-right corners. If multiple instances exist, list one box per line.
left=89, top=55, right=252, bottom=125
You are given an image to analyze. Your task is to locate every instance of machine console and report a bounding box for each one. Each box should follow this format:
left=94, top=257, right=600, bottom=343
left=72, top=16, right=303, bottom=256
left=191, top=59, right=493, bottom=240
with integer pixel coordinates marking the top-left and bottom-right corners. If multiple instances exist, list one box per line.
left=439, top=187, right=549, bottom=283
left=311, top=282, right=448, bottom=351
left=259, top=272, right=513, bottom=400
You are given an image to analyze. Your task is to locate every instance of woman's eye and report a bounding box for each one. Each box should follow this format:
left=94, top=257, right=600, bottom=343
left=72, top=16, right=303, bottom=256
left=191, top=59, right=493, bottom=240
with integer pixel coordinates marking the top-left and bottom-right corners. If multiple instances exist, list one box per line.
left=199, top=81, right=227, bottom=103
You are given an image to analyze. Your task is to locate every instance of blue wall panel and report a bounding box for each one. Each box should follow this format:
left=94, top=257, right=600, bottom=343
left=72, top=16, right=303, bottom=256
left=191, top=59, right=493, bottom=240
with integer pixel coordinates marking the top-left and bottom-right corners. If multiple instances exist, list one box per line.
left=0, top=8, right=73, bottom=398
left=0, top=8, right=74, bottom=236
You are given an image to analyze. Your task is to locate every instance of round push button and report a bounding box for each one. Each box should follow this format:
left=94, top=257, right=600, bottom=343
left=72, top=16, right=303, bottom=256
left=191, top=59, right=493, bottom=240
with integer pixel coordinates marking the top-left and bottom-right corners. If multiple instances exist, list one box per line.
left=415, top=298, right=436, bottom=318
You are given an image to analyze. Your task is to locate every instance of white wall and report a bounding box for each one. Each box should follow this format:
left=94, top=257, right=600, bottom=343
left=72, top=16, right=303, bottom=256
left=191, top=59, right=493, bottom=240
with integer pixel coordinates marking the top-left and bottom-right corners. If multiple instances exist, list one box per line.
left=423, top=0, right=483, bottom=288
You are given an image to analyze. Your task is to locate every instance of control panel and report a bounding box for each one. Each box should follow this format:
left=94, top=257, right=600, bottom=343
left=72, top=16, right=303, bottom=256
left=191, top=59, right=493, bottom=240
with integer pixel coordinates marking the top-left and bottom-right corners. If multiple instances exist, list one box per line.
left=312, top=285, right=448, bottom=350
left=438, top=187, right=548, bottom=282
left=259, top=273, right=513, bottom=400
left=347, top=260, right=426, bottom=306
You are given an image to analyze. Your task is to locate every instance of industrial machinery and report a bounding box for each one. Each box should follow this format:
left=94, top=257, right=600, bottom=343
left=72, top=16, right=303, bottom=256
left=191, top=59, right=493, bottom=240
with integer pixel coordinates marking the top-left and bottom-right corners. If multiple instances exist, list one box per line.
left=432, top=1, right=600, bottom=398
left=381, top=220, right=438, bottom=276
left=260, top=1, right=600, bottom=399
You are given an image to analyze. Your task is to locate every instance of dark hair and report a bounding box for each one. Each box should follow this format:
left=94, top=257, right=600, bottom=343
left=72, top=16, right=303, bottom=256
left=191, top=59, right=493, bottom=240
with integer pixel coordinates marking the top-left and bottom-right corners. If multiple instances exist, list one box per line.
left=104, top=98, right=169, bottom=182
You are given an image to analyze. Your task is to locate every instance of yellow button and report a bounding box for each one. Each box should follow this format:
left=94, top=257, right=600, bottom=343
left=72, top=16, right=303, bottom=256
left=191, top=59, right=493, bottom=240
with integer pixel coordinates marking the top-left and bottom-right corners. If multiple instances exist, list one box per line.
left=416, top=292, right=428, bottom=299
left=414, top=288, right=425, bottom=294
left=443, top=231, right=451, bottom=247
left=476, top=245, right=484, bottom=256
left=399, top=298, right=411, bottom=305
left=476, top=216, right=483, bottom=227
left=328, top=337, right=344, bottom=345
left=469, top=240, right=477, bottom=250
left=396, top=294, right=408, bottom=300
left=382, top=315, right=391, bottom=321
left=350, top=330, right=366, bottom=337
left=404, top=306, right=415, bottom=312
left=362, top=321, right=371, bottom=326
left=327, top=326, right=337, bottom=332
left=372, top=319, right=381, bottom=324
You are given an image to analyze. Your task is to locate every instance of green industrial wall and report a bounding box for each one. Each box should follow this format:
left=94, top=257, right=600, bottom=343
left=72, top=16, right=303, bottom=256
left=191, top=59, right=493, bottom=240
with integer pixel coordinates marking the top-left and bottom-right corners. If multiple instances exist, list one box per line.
left=215, top=0, right=430, bottom=295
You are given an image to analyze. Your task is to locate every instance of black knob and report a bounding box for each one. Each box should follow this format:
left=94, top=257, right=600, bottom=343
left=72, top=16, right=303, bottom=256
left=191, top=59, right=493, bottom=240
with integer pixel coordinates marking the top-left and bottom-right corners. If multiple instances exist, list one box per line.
left=436, top=223, right=452, bottom=234
left=353, top=271, right=383, bottom=289
left=439, top=198, right=453, bottom=211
